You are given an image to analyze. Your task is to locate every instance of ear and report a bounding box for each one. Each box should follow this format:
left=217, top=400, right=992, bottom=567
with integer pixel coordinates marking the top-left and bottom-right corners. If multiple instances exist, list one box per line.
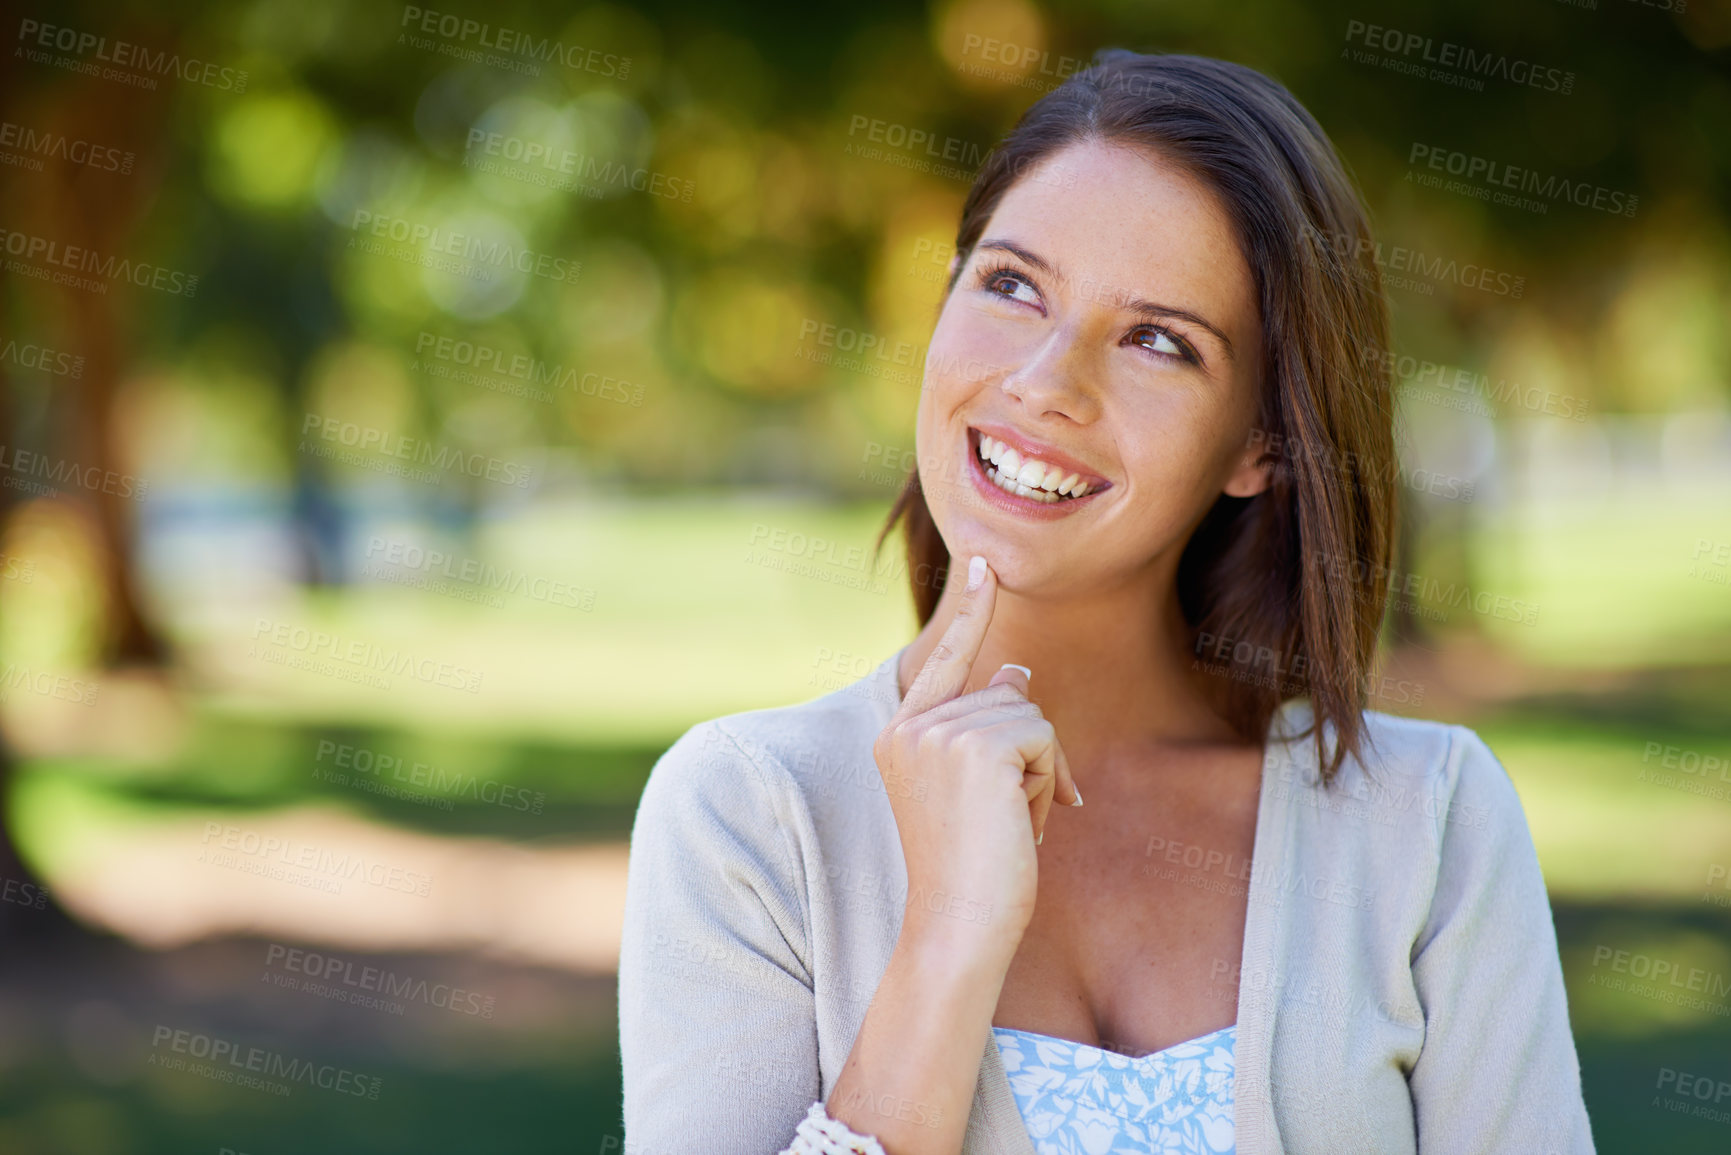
left=1222, top=440, right=1275, bottom=498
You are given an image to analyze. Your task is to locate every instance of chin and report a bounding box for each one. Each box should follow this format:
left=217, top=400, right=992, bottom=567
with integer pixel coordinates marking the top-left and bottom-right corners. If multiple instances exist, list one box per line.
left=930, top=526, right=1045, bottom=594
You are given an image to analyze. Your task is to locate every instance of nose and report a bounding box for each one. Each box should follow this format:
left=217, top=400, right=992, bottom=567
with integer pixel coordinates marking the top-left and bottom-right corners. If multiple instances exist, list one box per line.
left=998, top=323, right=1101, bottom=423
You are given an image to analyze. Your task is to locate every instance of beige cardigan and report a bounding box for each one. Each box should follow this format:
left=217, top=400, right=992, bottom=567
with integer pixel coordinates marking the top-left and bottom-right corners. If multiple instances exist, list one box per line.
left=618, top=648, right=1596, bottom=1153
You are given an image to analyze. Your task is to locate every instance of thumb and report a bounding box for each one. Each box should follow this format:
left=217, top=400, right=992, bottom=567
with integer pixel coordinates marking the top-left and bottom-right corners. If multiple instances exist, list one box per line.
left=986, top=662, right=1031, bottom=698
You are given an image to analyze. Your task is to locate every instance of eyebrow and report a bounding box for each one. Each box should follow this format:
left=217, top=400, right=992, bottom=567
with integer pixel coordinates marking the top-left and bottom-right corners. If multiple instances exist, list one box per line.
left=975, top=238, right=1237, bottom=362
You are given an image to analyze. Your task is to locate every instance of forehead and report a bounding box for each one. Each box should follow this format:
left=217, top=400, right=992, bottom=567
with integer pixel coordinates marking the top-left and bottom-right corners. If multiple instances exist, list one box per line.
left=981, top=137, right=1257, bottom=333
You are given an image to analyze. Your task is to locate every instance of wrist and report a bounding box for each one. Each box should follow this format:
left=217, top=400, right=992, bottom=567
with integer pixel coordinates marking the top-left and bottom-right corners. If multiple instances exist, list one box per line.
left=895, top=908, right=1017, bottom=985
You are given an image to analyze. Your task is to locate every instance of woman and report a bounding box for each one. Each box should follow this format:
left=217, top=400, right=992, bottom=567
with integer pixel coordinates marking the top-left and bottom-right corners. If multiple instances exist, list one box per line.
left=619, top=48, right=1595, bottom=1155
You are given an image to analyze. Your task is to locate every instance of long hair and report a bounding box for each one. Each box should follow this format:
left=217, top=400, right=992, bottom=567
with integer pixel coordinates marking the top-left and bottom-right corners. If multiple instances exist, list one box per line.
left=875, top=48, right=1397, bottom=786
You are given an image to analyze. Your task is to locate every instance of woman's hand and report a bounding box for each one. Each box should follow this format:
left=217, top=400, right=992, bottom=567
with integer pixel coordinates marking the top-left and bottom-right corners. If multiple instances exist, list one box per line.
left=873, top=555, right=1080, bottom=959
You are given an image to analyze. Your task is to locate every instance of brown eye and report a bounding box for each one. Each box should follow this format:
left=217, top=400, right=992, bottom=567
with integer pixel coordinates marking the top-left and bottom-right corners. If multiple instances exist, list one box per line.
left=1131, top=325, right=1195, bottom=364
left=979, top=265, right=1042, bottom=308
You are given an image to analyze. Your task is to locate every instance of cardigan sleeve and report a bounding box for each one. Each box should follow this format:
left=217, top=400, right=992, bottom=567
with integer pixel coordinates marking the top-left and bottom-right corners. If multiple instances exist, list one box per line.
left=1405, top=727, right=1596, bottom=1154
left=618, top=719, right=826, bottom=1154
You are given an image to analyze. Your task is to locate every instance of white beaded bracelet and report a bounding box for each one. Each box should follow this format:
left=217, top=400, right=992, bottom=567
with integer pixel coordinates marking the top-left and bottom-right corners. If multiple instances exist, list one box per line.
left=777, top=1100, right=889, bottom=1155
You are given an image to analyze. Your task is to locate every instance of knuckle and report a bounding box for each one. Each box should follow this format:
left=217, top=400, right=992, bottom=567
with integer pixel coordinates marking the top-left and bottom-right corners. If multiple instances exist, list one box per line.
left=951, top=725, right=987, bottom=757
left=972, top=684, right=1023, bottom=711
left=885, top=719, right=920, bottom=755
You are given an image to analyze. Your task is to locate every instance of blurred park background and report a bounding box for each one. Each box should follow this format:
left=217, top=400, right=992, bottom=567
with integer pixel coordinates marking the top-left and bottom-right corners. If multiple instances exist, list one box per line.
left=1, top=0, right=1729, bottom=1151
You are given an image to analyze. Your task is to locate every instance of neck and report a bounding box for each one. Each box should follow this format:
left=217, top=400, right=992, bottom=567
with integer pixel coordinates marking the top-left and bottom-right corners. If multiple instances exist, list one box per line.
left=896, top=559, right=1244, bottom=768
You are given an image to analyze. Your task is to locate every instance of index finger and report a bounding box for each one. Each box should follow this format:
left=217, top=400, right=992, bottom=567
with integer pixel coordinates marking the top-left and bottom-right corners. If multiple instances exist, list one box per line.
left=894, top=554, right=997, bottom=722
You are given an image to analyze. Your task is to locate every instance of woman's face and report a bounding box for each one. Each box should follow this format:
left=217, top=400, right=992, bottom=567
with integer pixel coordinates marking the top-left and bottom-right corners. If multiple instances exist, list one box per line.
left=916, top=136, right=1270, bottom=597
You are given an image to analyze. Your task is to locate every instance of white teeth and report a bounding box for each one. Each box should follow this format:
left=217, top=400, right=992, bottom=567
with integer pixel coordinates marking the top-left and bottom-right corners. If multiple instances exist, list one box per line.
left=974, top=431, right=1098, bottom=504
left=982, top=462, right=1080, bottom=503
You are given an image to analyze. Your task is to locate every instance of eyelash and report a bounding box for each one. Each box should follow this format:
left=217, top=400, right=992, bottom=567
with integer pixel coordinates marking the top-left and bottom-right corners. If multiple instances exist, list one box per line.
left=974, top=262, right=1201, bottom=366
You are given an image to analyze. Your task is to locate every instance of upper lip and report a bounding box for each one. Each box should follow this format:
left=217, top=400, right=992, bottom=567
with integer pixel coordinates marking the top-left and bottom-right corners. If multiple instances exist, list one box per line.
left=970, top=423, right=1111, bottom=489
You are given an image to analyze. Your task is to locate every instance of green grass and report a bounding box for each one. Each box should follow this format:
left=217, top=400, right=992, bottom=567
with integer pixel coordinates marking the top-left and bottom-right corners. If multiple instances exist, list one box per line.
left=0, top=1018, right=624, bottom=1155
left=1467, top=493, right=1731, bottom=667
left=175, top=497, right=916, bottom=744
left=1476, top=715, right=1731, bottom=901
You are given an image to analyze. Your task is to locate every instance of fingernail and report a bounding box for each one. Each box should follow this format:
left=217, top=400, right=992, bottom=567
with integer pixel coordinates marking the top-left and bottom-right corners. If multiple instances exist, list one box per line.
left=1036, top=830, right=1044, bottom=846
left=966, top=555, right=986, bottom=590
left=1071, top=784, right=1084, bottom=807
left=999, top=663, right=1031, bottom=682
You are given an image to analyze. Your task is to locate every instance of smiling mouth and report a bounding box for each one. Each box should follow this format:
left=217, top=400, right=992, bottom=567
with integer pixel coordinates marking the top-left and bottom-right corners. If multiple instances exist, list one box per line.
left=970, top=428, right=1108, bottom=505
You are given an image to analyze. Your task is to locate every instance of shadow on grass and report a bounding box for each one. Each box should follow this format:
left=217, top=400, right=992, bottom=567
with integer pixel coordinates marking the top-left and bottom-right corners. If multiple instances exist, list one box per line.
left=1476, top=664, right=1731, bottom=748
left=41, top=716, right=680, bottom=842
left=0, top=931, right=625, bottom=1155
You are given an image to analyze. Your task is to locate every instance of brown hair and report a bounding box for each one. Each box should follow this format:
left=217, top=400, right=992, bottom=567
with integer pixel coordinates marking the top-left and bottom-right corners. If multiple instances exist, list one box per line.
left=875, top=48, right=1397, bottom=786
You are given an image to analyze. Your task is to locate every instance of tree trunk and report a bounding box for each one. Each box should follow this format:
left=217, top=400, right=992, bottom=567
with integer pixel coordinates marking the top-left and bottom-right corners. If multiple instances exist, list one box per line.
left=0, top=18, right=176, bottom=942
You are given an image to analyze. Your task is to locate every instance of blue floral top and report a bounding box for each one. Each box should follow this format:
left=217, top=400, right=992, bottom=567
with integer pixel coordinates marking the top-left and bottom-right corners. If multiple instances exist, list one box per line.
left=991, top=1023, right=1236, bottom=1154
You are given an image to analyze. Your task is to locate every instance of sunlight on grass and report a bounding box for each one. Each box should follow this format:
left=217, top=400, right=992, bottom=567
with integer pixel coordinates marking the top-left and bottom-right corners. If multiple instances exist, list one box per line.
left=12, top=772, right=629, bottom=972
left=1470, top=492, right=1731, bottom=667
left=1480, top=721, right=1731, bottom=901
left=171, top=496, right=918, bottom=743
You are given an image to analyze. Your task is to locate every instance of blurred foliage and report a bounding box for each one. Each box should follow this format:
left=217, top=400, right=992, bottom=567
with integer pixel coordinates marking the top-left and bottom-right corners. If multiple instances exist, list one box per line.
left=5, top=0, right=1729, bottom=504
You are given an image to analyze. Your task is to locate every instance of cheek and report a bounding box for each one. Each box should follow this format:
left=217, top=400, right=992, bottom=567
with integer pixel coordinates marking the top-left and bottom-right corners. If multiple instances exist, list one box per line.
left=919, top=317, right=992, bottom=430
left=912, top=371, right=961, bottom=480
left=930, top=297, right=1030, bottom=378
left=1115, top=394, right=1235, bottom=503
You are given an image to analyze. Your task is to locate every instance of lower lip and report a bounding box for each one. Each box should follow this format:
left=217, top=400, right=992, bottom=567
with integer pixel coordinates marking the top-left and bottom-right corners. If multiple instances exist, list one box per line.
left=964, top=431, right=1105, bottom=520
